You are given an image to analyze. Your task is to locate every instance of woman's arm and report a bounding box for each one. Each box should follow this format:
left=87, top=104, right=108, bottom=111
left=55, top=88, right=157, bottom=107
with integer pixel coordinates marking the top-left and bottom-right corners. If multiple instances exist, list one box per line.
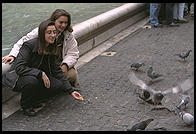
left=15, top=42, right=41, bottom=78
left=61, top=32, right=79, bottom=69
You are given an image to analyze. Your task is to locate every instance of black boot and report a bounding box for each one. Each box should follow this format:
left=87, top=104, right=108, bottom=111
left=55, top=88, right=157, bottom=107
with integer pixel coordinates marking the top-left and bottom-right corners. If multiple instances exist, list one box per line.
left=23, top=107, right=37, bottom=116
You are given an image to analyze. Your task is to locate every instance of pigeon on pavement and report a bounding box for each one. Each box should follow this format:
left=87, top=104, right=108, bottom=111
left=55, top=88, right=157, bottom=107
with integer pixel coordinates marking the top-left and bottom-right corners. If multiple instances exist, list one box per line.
left=174, top=50, right=192, bottom=61
left=178, top=111, right=194, bottom=126
left=127, top=118, right=154, bottom=131
left=128, top=72, right=194, bottom=105
left=176, top=90, right=191, bottom=111
left=130, top=62, right=145, bottom=71
left=147, top=67, right=163, bottom=83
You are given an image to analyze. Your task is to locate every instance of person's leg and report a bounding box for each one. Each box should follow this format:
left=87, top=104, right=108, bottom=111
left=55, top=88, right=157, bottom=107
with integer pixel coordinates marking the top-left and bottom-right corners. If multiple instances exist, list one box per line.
left=150, top=3, right=161, bottom=26
left=67, top=68, right=80, bottom=88
left=173, top=3, right=178, bottom=20
left=179, top=3, right=185, bottom=20
left=15, top=76, right=41, bottom=110
left=188, top=3, right=192, bottom=13
left=165, top=3, right=175, bottom=25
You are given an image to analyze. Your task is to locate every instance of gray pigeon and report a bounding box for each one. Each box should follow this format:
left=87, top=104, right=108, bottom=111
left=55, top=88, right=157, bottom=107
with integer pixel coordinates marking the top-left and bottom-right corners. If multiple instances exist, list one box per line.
left=130, top=62, right=145, bottom=71
left=127, top=118, right=154, bottom=131
left=147, top=67, right=163, bottom=83
left=178, top=111, right=194, bottom=126
left=174, top=50, right=192, bottom=61
left=176, top=90, right=190, bottom=111
left=128, top=72, right=194, bottom=105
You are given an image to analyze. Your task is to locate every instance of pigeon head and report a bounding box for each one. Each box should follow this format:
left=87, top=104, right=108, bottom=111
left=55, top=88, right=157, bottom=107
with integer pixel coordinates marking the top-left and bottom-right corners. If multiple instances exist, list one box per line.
left=147, top=118, right=154, bottom=122
left=188, top=50, right=192, bottom=54
left=143, top=90, right=150, bottom=99
left=153, top=92, right=164, bottom=105
left=147, top=67, right=153, bottom=74
left=141, top=63, right=145, bottom=66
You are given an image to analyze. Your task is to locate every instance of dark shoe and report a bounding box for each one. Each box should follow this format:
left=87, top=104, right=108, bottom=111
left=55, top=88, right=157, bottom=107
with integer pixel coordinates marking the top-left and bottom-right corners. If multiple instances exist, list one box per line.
left=178, top=18, right=189, bottom=23
left=167, top=22, right=179, bottom=27
left=23, top=108, right=37, bottom=116
left=173, top=19, right=179, bottom=23
left=33, top=103, right=44, bottom=109
left=153, top=24, right=163, bottom=28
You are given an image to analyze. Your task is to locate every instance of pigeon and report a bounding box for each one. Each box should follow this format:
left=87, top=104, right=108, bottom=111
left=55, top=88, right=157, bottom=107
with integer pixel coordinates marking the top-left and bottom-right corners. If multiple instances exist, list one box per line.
left=174, top=50, right=192, bottom=61
left=127, top=118, right=154, bottom=131
left=176, top=90, right=191, bottom=111
left=147, top=67, right=163, bottom=83
left=130, top=62, right=145, bottom=71
left=178, top=111, right=194, bottom=126
left=128, top=72, right=194, bottom=105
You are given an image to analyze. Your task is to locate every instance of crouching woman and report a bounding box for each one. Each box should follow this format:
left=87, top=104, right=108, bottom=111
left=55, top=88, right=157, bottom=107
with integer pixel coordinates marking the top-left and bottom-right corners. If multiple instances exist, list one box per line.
left=13, top=20, right=83, bottom=116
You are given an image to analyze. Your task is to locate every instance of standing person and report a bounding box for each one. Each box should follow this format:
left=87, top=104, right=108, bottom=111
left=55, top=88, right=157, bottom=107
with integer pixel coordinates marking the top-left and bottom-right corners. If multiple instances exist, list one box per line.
left=2, top=9, right=80, bottom=88
left=11, top=20, right=83, bottom=116
left=173, top=3, right=188, bottom=23
left=149, top=3, right=162, bottom=27
left=165, top=3, right=179, bottom=27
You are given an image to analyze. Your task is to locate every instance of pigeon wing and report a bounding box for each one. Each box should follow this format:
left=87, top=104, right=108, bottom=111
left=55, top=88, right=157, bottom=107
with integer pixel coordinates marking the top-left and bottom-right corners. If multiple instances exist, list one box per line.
left=128, top=72, right=156, bottom=94
left=162, top=79, right=193, bottom=96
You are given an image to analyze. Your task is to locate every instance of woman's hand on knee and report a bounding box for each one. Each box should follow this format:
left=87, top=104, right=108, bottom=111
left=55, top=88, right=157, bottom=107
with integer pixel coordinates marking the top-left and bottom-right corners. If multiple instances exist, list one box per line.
left=2, top=55, right=15, bottom=64
left=42, top=72, right=50, bottom=88
left=61, top=64, right=68, bottom=76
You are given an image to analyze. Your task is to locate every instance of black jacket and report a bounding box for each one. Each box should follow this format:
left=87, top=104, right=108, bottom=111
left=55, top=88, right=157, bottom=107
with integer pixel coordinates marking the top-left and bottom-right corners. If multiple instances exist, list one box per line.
left=3, top=38, right=74, bottom=94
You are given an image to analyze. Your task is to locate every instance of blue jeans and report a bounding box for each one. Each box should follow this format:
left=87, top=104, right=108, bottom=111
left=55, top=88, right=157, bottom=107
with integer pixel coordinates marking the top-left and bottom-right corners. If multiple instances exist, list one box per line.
left=150, top=3, right=161, bottom=26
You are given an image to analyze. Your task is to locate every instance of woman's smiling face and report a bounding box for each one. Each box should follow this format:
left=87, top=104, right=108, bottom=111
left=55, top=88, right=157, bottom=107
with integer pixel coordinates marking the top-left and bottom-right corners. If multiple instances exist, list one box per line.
left=55, top=16, right=68, bottom=33
left=45, top=25, right=57, bottom=45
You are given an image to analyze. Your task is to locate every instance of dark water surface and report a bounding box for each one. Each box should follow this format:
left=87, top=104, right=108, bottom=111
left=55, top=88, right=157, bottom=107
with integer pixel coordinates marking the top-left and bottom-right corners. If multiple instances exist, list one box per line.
left=2, top=3, right=125, bottom=57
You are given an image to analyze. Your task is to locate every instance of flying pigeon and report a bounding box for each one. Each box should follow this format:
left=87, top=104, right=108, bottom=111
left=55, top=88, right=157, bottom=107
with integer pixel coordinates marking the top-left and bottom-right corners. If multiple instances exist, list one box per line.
left=178, top=111, right=194, bottom=126
left=130, top=62, right=145, bottom=71
left=176, top=90, right=191, bottom=111
left=127, top=118, right=154, bottom=131
left=174, top=50, right=192, bottom=61
left=147, top=67, right=163, bottom=83
left=128, top=72, right=193, bottom=105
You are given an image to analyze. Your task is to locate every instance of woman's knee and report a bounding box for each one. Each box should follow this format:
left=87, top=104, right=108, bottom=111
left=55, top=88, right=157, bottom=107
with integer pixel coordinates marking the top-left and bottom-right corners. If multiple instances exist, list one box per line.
left=16, top=76, right=40, bottom=89
left=67, top=68, right=78, bottom=81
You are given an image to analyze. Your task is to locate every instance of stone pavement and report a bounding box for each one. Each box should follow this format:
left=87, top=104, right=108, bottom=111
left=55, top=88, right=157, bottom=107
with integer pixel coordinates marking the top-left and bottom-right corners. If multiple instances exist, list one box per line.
left=2, top=15, right=194, bottom=131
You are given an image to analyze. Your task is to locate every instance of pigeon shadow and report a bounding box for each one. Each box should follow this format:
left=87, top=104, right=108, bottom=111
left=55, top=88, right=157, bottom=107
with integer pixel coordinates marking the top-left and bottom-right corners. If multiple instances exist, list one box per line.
left=175, top=59, right=187, bottom=63
left=131, top=69, right=146, bottom=73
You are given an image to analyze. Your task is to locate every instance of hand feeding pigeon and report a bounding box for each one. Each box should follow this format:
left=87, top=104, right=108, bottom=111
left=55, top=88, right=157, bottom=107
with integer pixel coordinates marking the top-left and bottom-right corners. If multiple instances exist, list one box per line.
left=128, top=72, right=193, bottom=105
left=127, top=118, right=154, bottom=131
left=174, top=50, right=192, bottom=61
left=176, top=90, right=190, bottom=111
left=178, top=111, right=194, bottom=126
left=147, top=67, right=163, bottom=83
left=130, top=62, right=145, bottom=71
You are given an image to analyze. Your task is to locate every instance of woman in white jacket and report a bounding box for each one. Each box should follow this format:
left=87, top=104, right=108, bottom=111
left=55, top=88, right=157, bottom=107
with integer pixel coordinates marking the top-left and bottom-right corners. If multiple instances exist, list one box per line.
left=2, top=9, right=80, bottom=88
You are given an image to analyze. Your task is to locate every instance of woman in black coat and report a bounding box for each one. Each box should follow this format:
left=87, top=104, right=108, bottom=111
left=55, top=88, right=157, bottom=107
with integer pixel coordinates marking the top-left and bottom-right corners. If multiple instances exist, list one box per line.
left=13, top=20, right=83, bottom=116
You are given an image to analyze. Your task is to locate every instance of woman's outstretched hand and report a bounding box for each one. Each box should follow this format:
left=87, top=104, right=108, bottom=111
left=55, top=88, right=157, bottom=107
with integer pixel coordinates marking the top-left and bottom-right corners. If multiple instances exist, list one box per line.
left=42, top=72, right=50, bottom=88
left=71, top=91, right=83, bottom=101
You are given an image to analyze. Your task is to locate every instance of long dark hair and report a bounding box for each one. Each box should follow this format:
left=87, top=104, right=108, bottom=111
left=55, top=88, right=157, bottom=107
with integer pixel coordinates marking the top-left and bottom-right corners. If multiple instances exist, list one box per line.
left=38, top=20, right=57, bottom=55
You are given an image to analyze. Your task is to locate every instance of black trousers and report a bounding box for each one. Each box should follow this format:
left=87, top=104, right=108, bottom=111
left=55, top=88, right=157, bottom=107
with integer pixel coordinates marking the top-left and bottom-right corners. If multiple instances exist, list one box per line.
left=159, top=3, right=175, bottom=24
left=15, top=75, right=65, bottom=109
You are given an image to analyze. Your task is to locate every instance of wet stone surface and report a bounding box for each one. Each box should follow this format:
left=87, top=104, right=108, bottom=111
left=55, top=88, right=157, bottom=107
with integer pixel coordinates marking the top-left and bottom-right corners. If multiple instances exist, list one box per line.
left=2, top=15, right=194, bottom=131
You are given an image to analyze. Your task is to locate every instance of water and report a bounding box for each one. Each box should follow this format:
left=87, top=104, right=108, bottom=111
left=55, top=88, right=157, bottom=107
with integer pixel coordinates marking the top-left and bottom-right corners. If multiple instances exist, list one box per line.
left=2, top=3, right=125, bottom=57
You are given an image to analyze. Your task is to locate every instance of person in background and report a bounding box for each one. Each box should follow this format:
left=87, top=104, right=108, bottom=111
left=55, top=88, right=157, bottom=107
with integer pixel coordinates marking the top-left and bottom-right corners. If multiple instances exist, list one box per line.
left=2, top=9, right=80, bottom=88
left=184, top=3, right=192, bottom=15
left=164, top=3, right=179, bottom=27
left=149, top=3, right=162, bottom=28
left=12, top=20, right=83, bottom=116
left=173, top=3, right=188, bottom=23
